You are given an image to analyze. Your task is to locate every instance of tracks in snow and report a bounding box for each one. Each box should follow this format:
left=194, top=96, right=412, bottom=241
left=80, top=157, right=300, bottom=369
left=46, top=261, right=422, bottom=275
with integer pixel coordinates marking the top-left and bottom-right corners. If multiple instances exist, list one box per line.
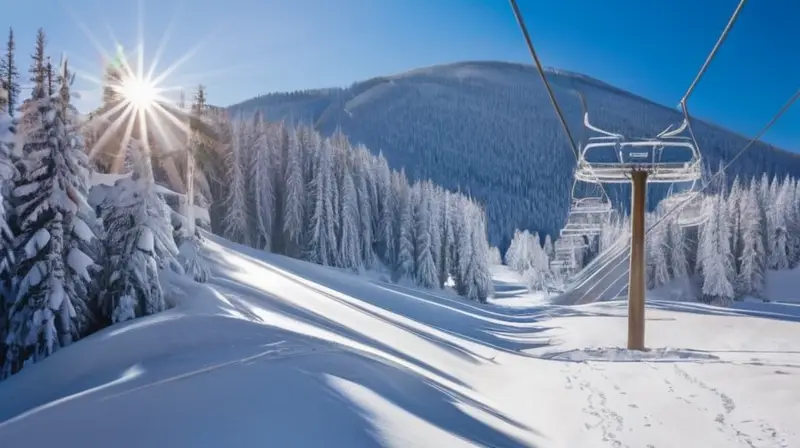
left=656, top=363, right=788, bottom=448
left=562, top=359, right=788, bottom=448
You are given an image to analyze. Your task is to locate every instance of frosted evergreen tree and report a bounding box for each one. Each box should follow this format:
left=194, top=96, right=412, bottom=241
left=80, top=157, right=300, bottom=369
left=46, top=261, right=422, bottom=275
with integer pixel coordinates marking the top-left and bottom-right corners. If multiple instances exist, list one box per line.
left=4, top=66, right=98, bottom=373
left=339, top=166, right=361, bottom=270
left=282, top=127, right=304, bottom=253
left=375, top=154, right=394, bottom=265
left=353, top=149, right=374, bottom=268
left=393, top=171, right=414, bottom=280
left=543, top=234, right=553, bottom=261
left=428, top=185, right=443, bottom=274
left=505, top=229, right=521, bottom=269
left=414, top=183, right=437, bottom=288
left=738, top=184, right=765, bottom=297
left=647, top=215, right=670, bottom=289
left=17, top=29, right=46, bottom=138
left=790, top=180, right=800, bottom=266
left=99, top=171, right=177, bottom=324
left=0, top=28, right=20, bottom=117
left=727, top=176, right=743, bottom=272
left=698, top=195, right=735, bottom=305
left=222, top=119, right=249, bottom=244
left=469, top=209, right=494, bottom=302
left=767, top=177, right=790, bottom=270
left=0, top=94, right=17, bottom=369
left=450, top=197, right=473, bottom=297
left=438, top=191, right=453, bottom=287
left=248, top=113, right=274, bottom=250
left=56, top=60, right=104, bottom=332
left=489, top=246, right=502, bottom=265
left=667, top=219, right=688, bottom=281
left=308, top=139, right=337, bottom=265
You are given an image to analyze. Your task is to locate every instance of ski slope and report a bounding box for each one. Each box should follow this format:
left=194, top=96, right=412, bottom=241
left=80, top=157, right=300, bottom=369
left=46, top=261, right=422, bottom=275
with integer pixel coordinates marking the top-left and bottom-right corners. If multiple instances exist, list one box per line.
left=0, top=233, right=798, bottom=447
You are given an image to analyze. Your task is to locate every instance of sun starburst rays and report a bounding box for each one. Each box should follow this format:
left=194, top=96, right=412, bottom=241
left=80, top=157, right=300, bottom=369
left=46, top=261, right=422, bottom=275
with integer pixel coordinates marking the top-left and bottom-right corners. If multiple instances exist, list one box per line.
left=59, top=0, right=218, bottom=175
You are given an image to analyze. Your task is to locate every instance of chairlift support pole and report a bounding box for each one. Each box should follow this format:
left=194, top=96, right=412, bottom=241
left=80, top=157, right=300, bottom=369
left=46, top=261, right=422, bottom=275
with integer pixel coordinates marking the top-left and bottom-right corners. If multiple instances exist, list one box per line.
left=628, top=171, right=647, bottom=350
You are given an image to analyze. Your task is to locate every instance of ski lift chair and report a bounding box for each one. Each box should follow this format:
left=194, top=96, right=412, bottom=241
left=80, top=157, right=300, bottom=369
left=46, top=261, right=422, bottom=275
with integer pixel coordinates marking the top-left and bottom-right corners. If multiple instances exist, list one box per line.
left=560, top=179, right=613, bottom=237
left=575, top=113, right=702, bottom=184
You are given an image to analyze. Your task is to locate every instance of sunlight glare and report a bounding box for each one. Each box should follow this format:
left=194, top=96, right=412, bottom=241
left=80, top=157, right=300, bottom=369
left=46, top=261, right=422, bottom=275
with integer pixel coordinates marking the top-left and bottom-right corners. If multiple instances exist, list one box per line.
left=120, top=75, right=157, bottom=111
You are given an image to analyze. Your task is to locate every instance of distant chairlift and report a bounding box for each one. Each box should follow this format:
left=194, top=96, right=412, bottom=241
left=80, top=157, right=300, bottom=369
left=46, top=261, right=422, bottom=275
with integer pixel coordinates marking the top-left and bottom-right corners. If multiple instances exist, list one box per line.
left=560, top=180, right=613, bottom=238
left=575, top=113, right=702, bottom=184
left=659, top=178, right=708, bottom=227
left=552, top=236, right=587, bottom=272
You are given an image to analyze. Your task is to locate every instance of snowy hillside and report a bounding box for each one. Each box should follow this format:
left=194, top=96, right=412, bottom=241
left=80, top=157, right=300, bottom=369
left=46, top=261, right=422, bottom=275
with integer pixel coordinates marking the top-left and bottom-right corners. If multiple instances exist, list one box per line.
left=229, top=61, right=800, bottom=248
left=1, top=233, right=798, bottom=447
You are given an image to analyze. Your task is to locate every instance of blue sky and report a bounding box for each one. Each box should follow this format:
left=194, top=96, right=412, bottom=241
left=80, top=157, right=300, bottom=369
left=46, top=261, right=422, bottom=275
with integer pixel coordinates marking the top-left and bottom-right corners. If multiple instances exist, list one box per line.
left=4, top=0, right=798, bottom=150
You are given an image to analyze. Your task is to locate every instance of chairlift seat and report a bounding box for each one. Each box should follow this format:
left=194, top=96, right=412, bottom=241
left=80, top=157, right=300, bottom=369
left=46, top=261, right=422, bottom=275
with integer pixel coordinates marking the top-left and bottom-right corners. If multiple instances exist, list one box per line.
left=561, top=222, right=603, bottom=237
left=576, top=114, right=702, bottom=184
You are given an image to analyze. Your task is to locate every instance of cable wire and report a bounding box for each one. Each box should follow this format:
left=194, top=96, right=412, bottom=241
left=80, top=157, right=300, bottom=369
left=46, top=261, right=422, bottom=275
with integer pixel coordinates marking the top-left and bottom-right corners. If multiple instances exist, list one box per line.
left=508, top=0, right=579, bottom=160
left=508, top=0, right=613, bottom=207
left=680, top=0, right=748, bottom=106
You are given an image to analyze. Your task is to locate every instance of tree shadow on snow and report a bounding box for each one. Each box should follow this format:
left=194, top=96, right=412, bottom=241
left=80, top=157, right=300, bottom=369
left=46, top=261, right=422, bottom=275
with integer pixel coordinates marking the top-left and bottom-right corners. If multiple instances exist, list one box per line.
left=207, top=245, right=555, bottom=359
left=0, top=325, right=541, bottom=447
left=210, top=274, right=471, bottom=389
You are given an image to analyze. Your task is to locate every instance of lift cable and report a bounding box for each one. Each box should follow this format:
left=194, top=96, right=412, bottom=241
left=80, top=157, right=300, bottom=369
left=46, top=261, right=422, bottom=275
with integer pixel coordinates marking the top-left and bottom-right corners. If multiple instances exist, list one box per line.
left=680, top=0, right=748, bottom=107
left=508, top=0, right=612, bottom=205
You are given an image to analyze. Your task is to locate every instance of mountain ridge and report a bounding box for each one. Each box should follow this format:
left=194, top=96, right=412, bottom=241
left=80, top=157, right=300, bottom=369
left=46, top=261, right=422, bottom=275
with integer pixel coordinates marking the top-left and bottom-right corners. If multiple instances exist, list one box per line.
left=228, top=60, right=800, bottom=249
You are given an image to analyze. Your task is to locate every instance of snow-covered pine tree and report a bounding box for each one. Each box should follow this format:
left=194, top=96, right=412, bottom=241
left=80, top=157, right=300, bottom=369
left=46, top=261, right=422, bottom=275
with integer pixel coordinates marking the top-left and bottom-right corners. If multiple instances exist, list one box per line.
left=393, top=170, right=414, bottom=281
left=469, top=207, right=494, bottom=302
left=0, top=90, right=17, bottom=370
left=17, top=29, right=46, bottom=138
left=307, top=139, right=337, bottom=265
left=727, top=176, right=743, bottom=273
left=4, top=60, right=98, bottom=373
left=438, top=190, right=453, bottom=288
left=543, top=234, right=554, bottom=261
left=505, top=229, right=521, bottom=269
left=428, top=183, right=443, bottom=276
left=667, top=218, right=690, bottom=292
left=738, top=183, right=765, bottom=297
left=300, top=127, right=319, bottom=253
left=375, top=153, right=394, bottom=266
left=414, top=183, right=437, bottom=288
left=0, top=28, right=20, bottom=117
left=176, top=87, right=210, bottom=283
left=766, top=177, right=791, bottom=270
left=248, top=112, right=274, bottom=250
left=789, top=179, right=800, bottom=266
left=222, top=118, right=249, bottom=244
left=56, top=60, right=104, bottom=333
left=282, top=126, right=304, bottom=255
left=99, top=173, right=175, bottom=324
left=647, top=214, right=670, bottom=289
left=339, top=163, right=361, bottom=270
left=698, top=194, right=735, bottom=305
left=353, top=148, right=374, bottom=268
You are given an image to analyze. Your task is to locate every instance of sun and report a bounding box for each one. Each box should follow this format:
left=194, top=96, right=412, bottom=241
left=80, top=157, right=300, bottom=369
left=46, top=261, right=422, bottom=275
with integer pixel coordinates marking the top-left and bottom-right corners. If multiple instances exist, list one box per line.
left=120, top=74, right=158, bottom=111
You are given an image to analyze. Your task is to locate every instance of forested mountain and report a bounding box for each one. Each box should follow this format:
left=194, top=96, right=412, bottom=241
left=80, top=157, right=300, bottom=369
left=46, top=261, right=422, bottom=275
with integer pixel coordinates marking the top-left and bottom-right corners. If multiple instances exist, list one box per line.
left=229, top=61, right=800, bottom=250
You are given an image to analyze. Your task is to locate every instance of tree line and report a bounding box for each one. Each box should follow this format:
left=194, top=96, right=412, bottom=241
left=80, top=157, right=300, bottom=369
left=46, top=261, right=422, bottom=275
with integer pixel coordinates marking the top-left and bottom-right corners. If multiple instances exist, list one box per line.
left=505, top=168, right=800, bottom=305
left=0, top=27, right=497, bottom=379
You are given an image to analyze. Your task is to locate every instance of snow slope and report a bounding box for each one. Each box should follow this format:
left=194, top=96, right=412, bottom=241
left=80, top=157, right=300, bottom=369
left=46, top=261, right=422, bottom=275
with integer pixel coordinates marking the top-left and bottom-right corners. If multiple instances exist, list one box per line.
left=0, top=234, right=798, bottom=447
left=228, top=61, right=800, bottom=248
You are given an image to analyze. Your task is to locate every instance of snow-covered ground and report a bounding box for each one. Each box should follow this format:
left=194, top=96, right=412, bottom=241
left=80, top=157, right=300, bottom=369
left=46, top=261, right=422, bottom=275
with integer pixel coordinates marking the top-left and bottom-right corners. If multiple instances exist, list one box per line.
left=0, top=234, right=798, bottom=447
